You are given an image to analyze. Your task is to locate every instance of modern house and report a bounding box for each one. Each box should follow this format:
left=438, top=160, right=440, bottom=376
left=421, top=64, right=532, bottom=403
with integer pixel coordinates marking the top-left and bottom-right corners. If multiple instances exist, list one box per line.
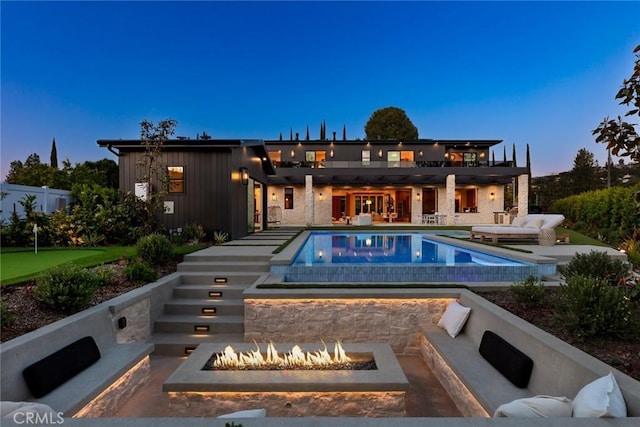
left=98, top=137, right=529, bottom=239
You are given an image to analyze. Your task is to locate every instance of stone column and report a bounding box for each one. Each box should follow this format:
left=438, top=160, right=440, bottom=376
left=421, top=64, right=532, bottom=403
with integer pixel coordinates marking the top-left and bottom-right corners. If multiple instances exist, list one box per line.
left=305, top=175, right=314, bottom=226
left=446, top=175, right=456, bottom=225
left=517, top=174, right=529, bottom=217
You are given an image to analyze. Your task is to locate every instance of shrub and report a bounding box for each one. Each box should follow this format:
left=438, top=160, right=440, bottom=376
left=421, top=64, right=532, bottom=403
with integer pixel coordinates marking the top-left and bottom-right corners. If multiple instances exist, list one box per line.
left=558, top=275, right=640, bottom=341
left=182, top=223, right=206, bottom=244
left=560, top=250, right=629, bottom=286
left=92, top=264, right=118, bottom=287
left=213, top=230, right=229, bottom=246
left=509, top=275, right=545, bottom=307
left=123, top=258, right=158, bottom=284
left=136, top=233, right=173, bottom=267
left=0, top=300, right=14, bottom=328
left=35, top=263, right=99, bottom=313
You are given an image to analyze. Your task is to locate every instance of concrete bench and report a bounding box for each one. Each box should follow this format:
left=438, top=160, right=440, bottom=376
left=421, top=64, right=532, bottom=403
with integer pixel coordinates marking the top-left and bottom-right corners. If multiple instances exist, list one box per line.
left=1, top=302, right=153, bottom=417
left=419, top=290, right=640, bottom=418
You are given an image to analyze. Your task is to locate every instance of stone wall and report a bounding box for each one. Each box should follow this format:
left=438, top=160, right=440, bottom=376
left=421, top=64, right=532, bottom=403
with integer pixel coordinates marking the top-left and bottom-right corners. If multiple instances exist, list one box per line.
left=245, top=298, right=452, bottom=354
left=168, top=391, right=405, bottom=417
left=112, top=297, right=151, bottom=344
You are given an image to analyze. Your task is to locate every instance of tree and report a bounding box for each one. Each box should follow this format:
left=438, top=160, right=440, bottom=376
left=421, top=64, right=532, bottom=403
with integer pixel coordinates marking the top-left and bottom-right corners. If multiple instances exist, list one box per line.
left=569, top=148, right=600, bottom=194
left=137, top=118, right=178, bottom=235
left=50, top=138, right=58, bottom=169
left=364, top=106, right=418, bottom=140
left=5, top=154, right=54, bottom=187
left=593, top=44, right=640, bottom=162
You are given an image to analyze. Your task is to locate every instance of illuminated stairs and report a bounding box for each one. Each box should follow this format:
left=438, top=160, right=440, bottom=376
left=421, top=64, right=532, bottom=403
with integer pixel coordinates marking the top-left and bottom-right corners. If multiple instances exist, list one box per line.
left=149, top=228, right=301, bottom=356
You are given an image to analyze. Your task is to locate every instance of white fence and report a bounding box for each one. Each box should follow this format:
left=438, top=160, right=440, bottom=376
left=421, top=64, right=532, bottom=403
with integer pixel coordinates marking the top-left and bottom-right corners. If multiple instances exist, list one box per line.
left=0, top=183, right=73, bottom=223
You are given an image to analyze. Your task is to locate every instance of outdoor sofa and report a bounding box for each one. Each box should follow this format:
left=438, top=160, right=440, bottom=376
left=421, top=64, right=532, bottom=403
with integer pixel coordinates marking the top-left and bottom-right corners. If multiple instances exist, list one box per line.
left=470, top=214, right=565, bottom=244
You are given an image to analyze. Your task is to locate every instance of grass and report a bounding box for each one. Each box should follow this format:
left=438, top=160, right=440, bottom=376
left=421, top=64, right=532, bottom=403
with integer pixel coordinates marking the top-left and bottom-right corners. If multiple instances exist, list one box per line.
left=1, top=244, right=208, bottom=286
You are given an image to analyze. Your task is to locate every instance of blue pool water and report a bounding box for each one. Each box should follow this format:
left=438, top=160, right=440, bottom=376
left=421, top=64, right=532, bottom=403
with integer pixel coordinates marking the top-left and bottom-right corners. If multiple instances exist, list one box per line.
left=275, top=231, right=544, bottom=283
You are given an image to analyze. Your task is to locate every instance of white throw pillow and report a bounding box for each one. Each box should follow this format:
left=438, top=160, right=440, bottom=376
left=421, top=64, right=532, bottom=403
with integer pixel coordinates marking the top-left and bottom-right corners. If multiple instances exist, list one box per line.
left=437, top=300, right=471, bottom=338
left=525, top=219, right=544, bottom=228
left=218, top=408, right=266, bottom=418
left=572, top=372, right=627, bottom=417
left=511, top=217, right=525, bottom=227
left=494, top=396, right=572, bottom=417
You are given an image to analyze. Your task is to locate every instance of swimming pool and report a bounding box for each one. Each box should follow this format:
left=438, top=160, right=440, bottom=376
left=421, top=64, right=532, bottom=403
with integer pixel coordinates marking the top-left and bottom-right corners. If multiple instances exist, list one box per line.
left=271, top=231, right=551, bottom=283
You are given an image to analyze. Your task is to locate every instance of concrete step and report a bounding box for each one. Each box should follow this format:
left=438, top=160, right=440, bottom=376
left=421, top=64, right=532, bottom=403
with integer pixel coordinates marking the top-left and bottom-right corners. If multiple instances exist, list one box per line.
left=153, top=314, right=244, bottom=334
left=172, top=283, right=250, bottom=300
left=163, top=299, right=244, bottom=316
left=183, top=253, right=273, bottom=262
left=177, top=272, right=262, bottom=286
left=149, top=333, right=244, bottom=357
left=177, top=261, right=270, bottom=273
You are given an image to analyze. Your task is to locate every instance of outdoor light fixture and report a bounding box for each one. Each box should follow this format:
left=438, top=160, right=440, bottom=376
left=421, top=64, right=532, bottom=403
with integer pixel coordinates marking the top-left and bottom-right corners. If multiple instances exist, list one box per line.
left=291, top=150, right=295, bottom=158
left=319, top=193, right=324, bottom=200
left=272, top=192, right=277, bottom=201
left=240, top=168, right=249, bottom=185
left=490, top=192, right=495, bottom=201
left=330, top=149, right=334, bottom=158
left=378, top=149, right=383, bottom=158
left=418, top=150, right=423, bottom=158
left=416, top=193, right=421, bottom=201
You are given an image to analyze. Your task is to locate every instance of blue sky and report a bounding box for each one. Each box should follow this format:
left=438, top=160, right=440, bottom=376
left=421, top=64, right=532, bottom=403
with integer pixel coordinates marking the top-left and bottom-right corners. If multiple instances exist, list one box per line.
left=2, top=1, right=639, bottom=179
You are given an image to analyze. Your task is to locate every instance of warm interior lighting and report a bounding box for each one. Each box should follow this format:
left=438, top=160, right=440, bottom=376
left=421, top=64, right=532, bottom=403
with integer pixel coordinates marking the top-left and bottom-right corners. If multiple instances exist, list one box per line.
left=212, top=341, right=352, bottom=369
left=214, top=278, right=227, bottom=283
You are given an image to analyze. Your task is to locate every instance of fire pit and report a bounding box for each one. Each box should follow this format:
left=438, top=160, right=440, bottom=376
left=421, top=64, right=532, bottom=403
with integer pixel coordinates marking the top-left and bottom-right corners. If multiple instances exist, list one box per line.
left=163, top=342, right=408, bottom=417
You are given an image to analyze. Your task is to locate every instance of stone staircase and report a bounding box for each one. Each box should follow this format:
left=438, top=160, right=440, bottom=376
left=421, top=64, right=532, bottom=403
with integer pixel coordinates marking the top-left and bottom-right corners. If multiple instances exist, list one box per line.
left=149, top=228, right=301, bottom=356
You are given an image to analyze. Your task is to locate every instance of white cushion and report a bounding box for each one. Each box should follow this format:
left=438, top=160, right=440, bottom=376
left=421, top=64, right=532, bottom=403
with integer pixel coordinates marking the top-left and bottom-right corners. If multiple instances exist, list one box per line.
left=525, top=218, right=544, bottom=228
left=494, top=396, right=572, bottom=417
left=572, top=372, right=627, bottom=417
left=1, top=402, right=60, bottom=420
left=218, top=408, right=266, bottom=418
left=437, top=300, right=471, bottom=338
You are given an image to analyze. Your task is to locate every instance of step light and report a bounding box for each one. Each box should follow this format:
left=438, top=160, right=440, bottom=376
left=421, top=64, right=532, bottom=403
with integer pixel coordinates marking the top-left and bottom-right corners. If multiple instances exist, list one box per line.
left=202, top=307, right=216, bottom=315
left=194, top=325, right=210, bottom=332
left=214, top=277, right=227, bottom=283
left=209, top=291, right=222, bottom=298
left=184, top=346, right=197, bottom=355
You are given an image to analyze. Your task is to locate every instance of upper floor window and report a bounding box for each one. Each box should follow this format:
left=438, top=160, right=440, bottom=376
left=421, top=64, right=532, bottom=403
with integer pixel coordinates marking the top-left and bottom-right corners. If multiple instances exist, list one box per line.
left=305, top=151, right=326, bottom=167
left=167, top=166, right=184, bottom=193
left=269, top=150, right=281, bottom=167
left=362, top=150, right=371, bottom=165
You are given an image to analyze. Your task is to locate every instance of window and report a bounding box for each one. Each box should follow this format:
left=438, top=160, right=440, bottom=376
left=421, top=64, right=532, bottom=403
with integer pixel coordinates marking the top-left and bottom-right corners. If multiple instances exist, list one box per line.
left=387, top=151, right=400, bottom=167
left=362, top=150, right=371, bottom=165
left=463, top=152, right=477, bottom=167
left=269, top=150, right=281, bottom=167
left=400, top=151, right=414, bottom=162
left=284, top=187, right=294, bottom=209
left=167, top=166, right=184, bottom=193
left=455, top=187, right=478, bottom=213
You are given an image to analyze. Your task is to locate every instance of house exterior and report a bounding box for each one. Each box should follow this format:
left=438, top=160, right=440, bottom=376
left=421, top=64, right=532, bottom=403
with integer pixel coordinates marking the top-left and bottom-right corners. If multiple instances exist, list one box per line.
left=98, top=137, right=529, bottom=239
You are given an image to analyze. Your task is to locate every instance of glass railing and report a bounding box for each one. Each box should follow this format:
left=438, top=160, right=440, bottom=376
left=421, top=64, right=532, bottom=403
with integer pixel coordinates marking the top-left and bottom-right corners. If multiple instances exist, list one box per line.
left=272, top=160, right=513, bottom=169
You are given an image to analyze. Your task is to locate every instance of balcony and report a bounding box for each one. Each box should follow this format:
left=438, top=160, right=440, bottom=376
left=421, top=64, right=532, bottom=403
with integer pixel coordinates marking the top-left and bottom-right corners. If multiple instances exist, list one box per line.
left=272, top=160, right=514, bottom=169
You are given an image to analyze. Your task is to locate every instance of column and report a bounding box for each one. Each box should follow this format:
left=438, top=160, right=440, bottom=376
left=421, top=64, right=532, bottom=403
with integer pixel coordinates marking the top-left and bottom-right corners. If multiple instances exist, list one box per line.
left=446, top=175, right=456, bottom=225
left=305, top=175, right=314, bottom=226
left=517, top=174, right=529, bottom=217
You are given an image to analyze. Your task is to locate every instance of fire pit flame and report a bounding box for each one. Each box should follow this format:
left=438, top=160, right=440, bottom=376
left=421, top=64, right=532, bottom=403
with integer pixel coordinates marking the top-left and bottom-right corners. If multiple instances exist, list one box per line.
left=213, top=341, right=352, bottom=369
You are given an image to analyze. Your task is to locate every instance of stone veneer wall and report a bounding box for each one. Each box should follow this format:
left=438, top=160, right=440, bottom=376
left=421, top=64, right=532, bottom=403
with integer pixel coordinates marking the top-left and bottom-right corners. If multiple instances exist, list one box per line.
left=168, top=391, right=405, bottom=418
left=73, top=357, right=151, bottom=418
left=112, top=298, right=151, bottom=344
left=244, top=298, right=452, bottom=354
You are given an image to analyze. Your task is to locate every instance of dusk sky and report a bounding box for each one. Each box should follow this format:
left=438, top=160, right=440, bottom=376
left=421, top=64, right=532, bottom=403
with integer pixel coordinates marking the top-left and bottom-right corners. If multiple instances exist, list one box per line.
left=2, top=1, right=639, bottom=179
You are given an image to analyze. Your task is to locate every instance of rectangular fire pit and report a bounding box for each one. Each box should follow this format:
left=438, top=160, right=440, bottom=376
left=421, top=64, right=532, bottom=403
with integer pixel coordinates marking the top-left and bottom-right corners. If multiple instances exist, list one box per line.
left=163, top=342, right=409, bottom=417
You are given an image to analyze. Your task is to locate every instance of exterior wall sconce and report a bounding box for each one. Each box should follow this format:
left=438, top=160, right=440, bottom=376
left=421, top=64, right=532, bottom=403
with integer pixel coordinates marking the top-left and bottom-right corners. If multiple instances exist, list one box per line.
left=319, top=193, right=324, bottom=201
left=330, top=149, right=334, bottom=158
left=378, top=149, right=383, bottom=158
left=271, top=192, right=277, bottom=201
left=490, top=192, right=495, bottom=201
left=291, top=150, right=295, bottom=158
left=418, top=150, right=423, bottom=158
left=416, top=193, right=421, bottom=201
left=240, top=167, right=249, bottom=185
left=480, top=152, right=486, bottom=158
left=444, top=152, right=449, bottom=159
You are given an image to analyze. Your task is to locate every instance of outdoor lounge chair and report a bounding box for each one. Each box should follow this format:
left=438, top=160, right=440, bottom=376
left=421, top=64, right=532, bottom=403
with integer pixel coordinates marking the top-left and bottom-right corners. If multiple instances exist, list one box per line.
left=470, top=214, right=565, bottom=244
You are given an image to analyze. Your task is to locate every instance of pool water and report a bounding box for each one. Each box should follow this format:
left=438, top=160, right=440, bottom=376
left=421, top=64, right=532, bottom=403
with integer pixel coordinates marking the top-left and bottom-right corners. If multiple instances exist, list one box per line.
left=275, top=231, right=543, bottom=283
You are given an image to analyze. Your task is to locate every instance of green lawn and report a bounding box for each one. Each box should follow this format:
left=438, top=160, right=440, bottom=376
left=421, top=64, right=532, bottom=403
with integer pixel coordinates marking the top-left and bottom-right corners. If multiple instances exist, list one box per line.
left=0, top=247, right=136, bottom=286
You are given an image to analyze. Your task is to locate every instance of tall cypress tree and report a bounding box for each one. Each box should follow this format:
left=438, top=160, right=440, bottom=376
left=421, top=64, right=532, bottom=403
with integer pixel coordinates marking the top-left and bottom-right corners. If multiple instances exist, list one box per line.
left=50, top=138, right=58, bottom=169
left=305, top=125, right=310, bottom=141
left=512, top=144, right=517, bottom=167
left=503, top=146, right=507, bottom=163
left=342, top=125, right=347, bottom=141
left=290, top=128, right=293, bottom=141
left=279, top=132, right=283, bottom=141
